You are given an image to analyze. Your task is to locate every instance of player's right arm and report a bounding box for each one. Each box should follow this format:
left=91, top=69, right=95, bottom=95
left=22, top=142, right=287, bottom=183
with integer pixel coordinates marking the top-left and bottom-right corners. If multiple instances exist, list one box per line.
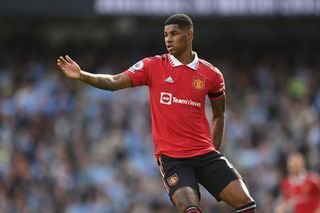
left=274, top=180, right=289, bottom=213
left=57, top=55, right=132, bottom=91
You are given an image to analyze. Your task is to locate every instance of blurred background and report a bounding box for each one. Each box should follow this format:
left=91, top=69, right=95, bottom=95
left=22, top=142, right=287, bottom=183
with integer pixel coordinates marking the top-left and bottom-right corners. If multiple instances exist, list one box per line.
left=0, top=0, right=320, bottom=212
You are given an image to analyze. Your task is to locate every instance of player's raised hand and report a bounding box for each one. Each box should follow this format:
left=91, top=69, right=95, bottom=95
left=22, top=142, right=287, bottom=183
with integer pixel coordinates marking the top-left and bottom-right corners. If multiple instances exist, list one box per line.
left=57, top=55, right=81, bottom=79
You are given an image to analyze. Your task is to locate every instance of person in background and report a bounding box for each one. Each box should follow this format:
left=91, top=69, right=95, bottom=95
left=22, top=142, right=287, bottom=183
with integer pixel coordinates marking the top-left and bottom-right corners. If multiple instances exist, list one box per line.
left=275, top=152, right=320, bottom=213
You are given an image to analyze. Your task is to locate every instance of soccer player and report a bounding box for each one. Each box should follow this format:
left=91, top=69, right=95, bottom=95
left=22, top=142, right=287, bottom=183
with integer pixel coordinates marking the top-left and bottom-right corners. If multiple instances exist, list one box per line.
left=275, top=152, right=320, bottom=213
left=57, top=14, right=256, bottom=213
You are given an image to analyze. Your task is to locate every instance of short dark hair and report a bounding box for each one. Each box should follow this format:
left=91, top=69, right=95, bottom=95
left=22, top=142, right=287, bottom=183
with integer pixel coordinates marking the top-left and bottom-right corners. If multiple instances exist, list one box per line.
left=164, top=14, right=193, bottom=29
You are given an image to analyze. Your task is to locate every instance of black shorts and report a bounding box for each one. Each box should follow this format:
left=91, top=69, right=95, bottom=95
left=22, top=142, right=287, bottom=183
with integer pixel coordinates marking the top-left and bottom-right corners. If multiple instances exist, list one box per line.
left=158, top=151, right=242, bottom=202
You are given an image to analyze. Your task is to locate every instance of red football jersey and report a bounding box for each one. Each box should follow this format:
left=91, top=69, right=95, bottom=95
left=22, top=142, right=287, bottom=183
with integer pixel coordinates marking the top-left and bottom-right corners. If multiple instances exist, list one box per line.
left=124, top=53, right=225, bottom=159
left=281, top=172, right=320, bottom=213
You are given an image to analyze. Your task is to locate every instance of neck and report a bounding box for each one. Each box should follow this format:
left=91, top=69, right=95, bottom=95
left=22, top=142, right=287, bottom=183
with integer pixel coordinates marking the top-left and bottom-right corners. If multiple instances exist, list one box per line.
left=290, top=169, right=307, bottom=178
left=173, top=49, right=194, bottom=65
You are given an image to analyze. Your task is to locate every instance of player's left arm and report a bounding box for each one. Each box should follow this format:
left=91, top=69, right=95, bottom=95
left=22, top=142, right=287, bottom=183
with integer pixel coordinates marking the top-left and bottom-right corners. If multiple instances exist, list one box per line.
left=210, top=92, right=226, bottom=150
left=314, top=173, right=320, bottom=213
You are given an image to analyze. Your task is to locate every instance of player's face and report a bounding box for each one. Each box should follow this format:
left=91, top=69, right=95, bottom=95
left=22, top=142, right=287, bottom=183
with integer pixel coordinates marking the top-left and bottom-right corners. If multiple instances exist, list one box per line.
left=164, top=24, right=192, bottom=56
left=287, top=154, right=305, bottom=176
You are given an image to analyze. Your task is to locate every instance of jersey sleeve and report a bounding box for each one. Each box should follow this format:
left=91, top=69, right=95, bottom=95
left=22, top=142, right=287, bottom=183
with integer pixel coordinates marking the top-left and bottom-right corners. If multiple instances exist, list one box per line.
left=280, top=179, right=290, bottom=200
left=310, top=172, right=320, bottom=192
left=124, top=58, right=151, bottom=87
left=208, top=68, right=225, bottom=100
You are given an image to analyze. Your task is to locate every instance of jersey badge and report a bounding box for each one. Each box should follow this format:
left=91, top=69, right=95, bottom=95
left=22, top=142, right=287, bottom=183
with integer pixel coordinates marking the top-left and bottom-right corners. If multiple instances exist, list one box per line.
left=301, top=184, right=310, bottom=193
left=167, top=173, right=179, bottom=186
left=192, top=76, right=205, bottom=90
left=128, top=60, right=144, bottom=73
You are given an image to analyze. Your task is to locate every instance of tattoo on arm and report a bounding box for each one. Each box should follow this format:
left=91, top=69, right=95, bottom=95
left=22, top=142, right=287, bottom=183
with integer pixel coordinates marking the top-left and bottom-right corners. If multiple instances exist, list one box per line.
left=211, top=93, right=226, bottom=150
left=212, top=115, right=225, bottom=150
left=95, top=74, right=114, bottom=90
left=80, top=71, right=131, bottom=91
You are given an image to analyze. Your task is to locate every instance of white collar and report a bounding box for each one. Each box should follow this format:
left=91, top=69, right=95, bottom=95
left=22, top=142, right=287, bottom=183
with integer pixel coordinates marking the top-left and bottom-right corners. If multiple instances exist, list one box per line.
left=168, top=52, right=199, bottom=71
left=289, top=171, right=307, bottom=185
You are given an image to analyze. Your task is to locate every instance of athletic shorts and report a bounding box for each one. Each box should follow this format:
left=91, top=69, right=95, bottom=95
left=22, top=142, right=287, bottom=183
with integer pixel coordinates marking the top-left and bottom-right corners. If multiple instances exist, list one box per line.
left=157, top=151, right=242, bottom=202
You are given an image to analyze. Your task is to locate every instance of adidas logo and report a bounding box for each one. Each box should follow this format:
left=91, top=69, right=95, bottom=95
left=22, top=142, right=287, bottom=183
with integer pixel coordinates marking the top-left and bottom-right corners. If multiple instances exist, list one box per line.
left=165, top=76, right=174, bottom=83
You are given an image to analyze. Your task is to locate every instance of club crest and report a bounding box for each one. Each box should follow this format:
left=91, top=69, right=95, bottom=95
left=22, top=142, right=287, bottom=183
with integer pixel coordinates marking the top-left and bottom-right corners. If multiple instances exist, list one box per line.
left=192, top=76, right=205, bottom=90
left=167, top=173, right=179, bottom=186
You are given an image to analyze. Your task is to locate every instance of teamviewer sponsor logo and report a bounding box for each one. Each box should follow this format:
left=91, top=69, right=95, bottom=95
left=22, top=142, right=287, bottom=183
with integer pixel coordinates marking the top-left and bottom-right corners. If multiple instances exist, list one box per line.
left=160, top=92, right=201, bottom=107
left=172, top=97, right=201, bottom=107
left=160, top=92, right=172, bottom=105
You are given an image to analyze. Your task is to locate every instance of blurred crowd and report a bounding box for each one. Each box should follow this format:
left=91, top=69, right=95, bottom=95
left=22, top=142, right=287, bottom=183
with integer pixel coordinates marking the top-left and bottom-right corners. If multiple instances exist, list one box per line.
left=0, top=37, right=320, bottom=213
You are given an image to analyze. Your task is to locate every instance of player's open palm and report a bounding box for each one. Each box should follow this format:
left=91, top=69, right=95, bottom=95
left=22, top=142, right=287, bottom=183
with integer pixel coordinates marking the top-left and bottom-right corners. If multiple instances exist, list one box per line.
left=57, top=55, right=81, bottom=79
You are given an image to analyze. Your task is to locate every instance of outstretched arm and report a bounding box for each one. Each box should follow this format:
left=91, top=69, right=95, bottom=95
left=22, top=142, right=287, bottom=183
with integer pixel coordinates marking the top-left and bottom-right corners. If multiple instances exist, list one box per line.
left=57, top=55, right=132, bottom=91
left=210, top=92, right=226, bottom=151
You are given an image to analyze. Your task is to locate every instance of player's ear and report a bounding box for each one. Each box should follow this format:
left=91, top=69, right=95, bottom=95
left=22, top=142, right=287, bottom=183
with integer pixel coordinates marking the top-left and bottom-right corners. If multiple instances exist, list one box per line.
left=187, top=30, right=193, bottom=42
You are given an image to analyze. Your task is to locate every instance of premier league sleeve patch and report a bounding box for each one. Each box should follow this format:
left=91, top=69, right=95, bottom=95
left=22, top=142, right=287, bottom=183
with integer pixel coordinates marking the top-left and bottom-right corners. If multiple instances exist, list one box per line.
left=128, top=60, right=144, bottom=73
